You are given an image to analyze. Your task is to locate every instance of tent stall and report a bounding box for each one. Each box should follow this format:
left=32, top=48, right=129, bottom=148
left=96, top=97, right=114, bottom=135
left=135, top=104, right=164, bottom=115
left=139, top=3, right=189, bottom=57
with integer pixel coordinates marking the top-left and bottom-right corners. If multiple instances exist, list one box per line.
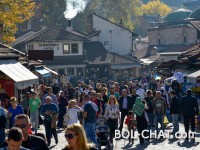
left=187, top=70, right=200, bottom=84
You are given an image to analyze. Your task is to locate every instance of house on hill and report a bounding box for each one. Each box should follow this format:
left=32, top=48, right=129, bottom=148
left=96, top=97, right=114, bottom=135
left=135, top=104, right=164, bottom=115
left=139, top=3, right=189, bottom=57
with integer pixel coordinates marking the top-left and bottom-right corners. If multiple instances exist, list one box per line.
left=87, top=14, right=138, bottom=55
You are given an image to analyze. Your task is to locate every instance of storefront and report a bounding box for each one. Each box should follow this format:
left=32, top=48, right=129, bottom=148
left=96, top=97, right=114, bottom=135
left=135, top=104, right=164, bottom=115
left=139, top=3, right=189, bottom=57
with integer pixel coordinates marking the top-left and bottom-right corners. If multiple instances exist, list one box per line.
left=0, top=59, right=39, bottom=106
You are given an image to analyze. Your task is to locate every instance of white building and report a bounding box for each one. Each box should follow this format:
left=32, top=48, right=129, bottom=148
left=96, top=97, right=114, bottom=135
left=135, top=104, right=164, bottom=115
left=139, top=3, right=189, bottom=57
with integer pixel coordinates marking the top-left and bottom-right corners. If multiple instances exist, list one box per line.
left=89, top=14, right=137, bottom=55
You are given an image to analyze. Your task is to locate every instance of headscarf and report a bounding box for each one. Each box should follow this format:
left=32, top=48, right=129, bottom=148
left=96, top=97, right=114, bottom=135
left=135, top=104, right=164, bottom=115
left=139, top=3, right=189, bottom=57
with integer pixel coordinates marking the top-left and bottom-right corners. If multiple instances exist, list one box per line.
left=133, top=97, right=145, bottom=116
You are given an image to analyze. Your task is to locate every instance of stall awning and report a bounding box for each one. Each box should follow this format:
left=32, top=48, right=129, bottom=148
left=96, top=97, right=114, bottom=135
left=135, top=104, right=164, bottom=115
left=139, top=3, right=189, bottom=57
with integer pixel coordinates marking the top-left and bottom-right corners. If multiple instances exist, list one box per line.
left=0, top=59, right=38, bottom=89
left=35, top=68, right=51, bottom=77
left=187, top=70, right=200, bottom=84
left=44, top=67, right=58, bottom=76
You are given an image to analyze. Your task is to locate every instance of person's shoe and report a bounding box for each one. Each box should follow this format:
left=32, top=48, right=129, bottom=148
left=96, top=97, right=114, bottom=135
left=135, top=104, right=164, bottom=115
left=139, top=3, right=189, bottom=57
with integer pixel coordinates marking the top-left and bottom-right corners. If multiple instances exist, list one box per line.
left=55, top=139, right=58, bottom=144
left=131, top=139, right=134, bottom=145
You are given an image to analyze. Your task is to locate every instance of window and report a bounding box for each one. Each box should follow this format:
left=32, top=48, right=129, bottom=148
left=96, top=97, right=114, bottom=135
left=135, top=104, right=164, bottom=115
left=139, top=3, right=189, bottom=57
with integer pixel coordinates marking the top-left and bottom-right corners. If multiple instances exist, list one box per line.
left=67, top=68, right=74, bottom=75
left=63, top=43, right=79, bottom=54
left=184, top=36, right=187, bottom=43
left=71, top=43, right=78, bottom=54
left=27, top=44, right=33, bottom=50
left=63, top=44, right=70, bottom=54
left=158, top=39, right=161, bottom=45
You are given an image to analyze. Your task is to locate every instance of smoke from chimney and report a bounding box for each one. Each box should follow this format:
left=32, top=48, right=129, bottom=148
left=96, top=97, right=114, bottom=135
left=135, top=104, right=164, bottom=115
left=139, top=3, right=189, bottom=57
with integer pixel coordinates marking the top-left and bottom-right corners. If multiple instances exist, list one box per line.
left=65, top=0, right=89, bottom=19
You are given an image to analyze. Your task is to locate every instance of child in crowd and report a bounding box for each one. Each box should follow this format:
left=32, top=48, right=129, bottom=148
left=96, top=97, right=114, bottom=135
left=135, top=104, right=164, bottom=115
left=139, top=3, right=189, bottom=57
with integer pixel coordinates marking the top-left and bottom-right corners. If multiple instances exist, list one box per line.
left=125, top=110, right=136, bottom=144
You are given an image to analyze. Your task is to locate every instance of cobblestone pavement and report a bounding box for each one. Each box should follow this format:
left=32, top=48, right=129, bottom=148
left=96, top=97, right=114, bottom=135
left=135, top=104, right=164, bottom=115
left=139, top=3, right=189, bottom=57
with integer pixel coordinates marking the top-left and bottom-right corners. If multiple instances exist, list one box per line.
left=36, top=122, right=200, bottom=150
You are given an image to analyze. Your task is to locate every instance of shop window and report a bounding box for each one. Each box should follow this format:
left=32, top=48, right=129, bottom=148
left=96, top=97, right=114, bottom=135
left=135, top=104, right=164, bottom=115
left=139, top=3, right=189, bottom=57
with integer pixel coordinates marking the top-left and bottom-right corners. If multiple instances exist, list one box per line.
left=77, top=67, right=83, bottom=76
left=71, top=43, right=78, bottom=54
left=63, top=44, right=70, bottom=54
left=67, top=68, right=74, bottom=75
left=58, top=68, right=65, bottom=75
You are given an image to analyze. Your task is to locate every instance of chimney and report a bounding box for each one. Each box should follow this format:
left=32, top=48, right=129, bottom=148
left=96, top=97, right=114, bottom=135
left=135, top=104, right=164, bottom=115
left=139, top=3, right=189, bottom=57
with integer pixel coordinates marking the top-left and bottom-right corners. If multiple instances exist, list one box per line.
left=66, top=19, right=73, bottom=32
left=119, top=18, right=123, bottom=27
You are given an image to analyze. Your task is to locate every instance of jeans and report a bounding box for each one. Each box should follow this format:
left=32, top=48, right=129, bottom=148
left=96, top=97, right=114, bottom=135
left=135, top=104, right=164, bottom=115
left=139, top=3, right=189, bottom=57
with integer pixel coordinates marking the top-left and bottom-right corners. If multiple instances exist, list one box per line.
left=166, top=110, right=172, bottom=123
left=30, top=110, right=38, bottom=133
left=84, top=122, right=97, bottom=144
left=172, top=114, right=179, bottom=133
left=155, top=112, right=164, bottom=133
left=147, top=113, right=153, bottom=130
left=0, top=128, right=5, bottom=145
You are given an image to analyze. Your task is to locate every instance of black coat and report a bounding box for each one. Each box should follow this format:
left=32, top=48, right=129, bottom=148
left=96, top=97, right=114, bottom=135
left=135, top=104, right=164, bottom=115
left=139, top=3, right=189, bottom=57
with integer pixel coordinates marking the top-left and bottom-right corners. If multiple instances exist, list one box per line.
left=181, top=95, right=199, bottom=116
left=144, top=96, right=154, bottom=113
left=170, top=96, right=180, bottom=114
left=119, top=95, right=132, bottom=111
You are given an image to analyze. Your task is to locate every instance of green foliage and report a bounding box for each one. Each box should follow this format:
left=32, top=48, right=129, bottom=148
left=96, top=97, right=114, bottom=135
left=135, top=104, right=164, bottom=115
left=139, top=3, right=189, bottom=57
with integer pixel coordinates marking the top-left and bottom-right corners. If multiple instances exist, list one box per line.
left=0, top=0, right=36, bottom=43
left=41, top=0, right=67, bottom=28
left=73, top=0, right=142, bottom=34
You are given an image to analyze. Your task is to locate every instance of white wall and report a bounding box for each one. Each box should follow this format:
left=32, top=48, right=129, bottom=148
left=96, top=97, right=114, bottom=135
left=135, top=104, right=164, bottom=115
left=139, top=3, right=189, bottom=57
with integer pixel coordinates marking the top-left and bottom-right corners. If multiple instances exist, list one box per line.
left=93, top=15, right=133, bottom=55
left=26, top=41, right=83, bottom=56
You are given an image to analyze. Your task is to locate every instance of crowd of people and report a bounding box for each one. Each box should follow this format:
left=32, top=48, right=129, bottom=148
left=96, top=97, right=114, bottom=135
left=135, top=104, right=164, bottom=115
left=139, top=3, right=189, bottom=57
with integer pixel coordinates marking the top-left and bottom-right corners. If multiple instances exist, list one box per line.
left=0, top=76, right=199, bottom=150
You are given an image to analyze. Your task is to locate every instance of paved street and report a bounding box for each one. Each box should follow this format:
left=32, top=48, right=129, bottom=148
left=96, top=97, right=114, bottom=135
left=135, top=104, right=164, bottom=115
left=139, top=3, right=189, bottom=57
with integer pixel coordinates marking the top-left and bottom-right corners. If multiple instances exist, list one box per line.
left=36, top=122, right=200, bottom=150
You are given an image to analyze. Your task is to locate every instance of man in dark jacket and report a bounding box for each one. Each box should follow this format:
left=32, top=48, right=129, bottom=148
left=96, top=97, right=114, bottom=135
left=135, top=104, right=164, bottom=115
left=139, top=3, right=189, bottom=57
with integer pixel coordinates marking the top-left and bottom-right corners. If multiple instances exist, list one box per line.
left=170, top=90, right=180, bottom=134
left=0, top=114, right=49, bottom=150
left=144, top=90, right=154, bottom=131
left=118, top=89, right=132, bottom=131
left=180, top=89, right=199, bottom=139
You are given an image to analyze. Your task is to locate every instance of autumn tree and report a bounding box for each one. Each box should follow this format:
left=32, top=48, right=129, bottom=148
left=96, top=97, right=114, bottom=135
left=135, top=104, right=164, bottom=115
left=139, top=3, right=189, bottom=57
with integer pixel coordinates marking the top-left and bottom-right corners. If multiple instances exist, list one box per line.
left=141, top=0, right=172, bottom=17
left=0, top=0, right=36, bottom=43
left=73, top=0, right=142, bottom=34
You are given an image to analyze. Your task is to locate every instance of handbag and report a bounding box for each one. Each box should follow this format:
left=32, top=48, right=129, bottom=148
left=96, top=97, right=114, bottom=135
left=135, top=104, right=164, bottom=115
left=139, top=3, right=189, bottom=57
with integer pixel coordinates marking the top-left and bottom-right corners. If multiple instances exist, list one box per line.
left=63, top=112, right=70, bottom=126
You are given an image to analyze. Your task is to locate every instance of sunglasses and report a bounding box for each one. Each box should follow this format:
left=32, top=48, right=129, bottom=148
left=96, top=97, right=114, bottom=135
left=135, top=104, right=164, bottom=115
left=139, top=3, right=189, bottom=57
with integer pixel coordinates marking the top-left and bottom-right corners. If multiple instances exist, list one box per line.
left=65, top=134, right=78, bottom=139
left=15, top=124, right=27, bottom=129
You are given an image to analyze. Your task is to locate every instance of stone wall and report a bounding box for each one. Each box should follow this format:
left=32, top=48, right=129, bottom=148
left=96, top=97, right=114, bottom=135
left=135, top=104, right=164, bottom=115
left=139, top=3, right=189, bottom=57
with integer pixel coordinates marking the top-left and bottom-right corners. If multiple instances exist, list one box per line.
left=148, top=25, right=197, bottom=45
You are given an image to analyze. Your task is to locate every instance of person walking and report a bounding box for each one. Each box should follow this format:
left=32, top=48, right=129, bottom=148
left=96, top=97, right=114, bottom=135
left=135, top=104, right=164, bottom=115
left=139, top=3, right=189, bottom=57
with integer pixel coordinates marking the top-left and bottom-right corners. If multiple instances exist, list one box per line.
left=153, top=91, right=166, bottom=134
left=62, top=123, right=97, bottom=150
left=144, top=90, right=154, bottom=134
left=104, top=95, right=120, bottom=144
left=170, top=90, right=180, bottom=135
left=0, top=114, right=48, bottom=150
left=180, top=89, right=199, bottom=140
left=8, top=97, right=24, bottom=128
left=28, top=92, right=41, bottom=133
left=41, top=96, right=59, bottom=146
left=57, top=91, right=68, bottom=128
left=67, top=100, right=84, bottom=126
left=82, top=94, right=98, bottom=144
left=0, top=127, right=29, bottom=150
left=118, top=89, right=132, bottom=132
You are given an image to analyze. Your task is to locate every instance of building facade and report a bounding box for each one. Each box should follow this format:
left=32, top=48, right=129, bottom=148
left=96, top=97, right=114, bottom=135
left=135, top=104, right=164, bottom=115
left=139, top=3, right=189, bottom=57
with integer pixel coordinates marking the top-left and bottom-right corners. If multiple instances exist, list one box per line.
left=89, top=14, right=137, bottom=55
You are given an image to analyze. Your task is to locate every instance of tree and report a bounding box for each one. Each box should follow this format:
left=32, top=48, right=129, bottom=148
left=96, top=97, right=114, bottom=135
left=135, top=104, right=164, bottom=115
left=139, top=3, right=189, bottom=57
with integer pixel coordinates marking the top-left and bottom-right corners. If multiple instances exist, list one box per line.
left=0, top=0, right=36, bottom=43
left=73, top=0, right=143, bottom=34
left=41, top=0, right=67, bottom=28
left=141, top=0, right=172, bottom=17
